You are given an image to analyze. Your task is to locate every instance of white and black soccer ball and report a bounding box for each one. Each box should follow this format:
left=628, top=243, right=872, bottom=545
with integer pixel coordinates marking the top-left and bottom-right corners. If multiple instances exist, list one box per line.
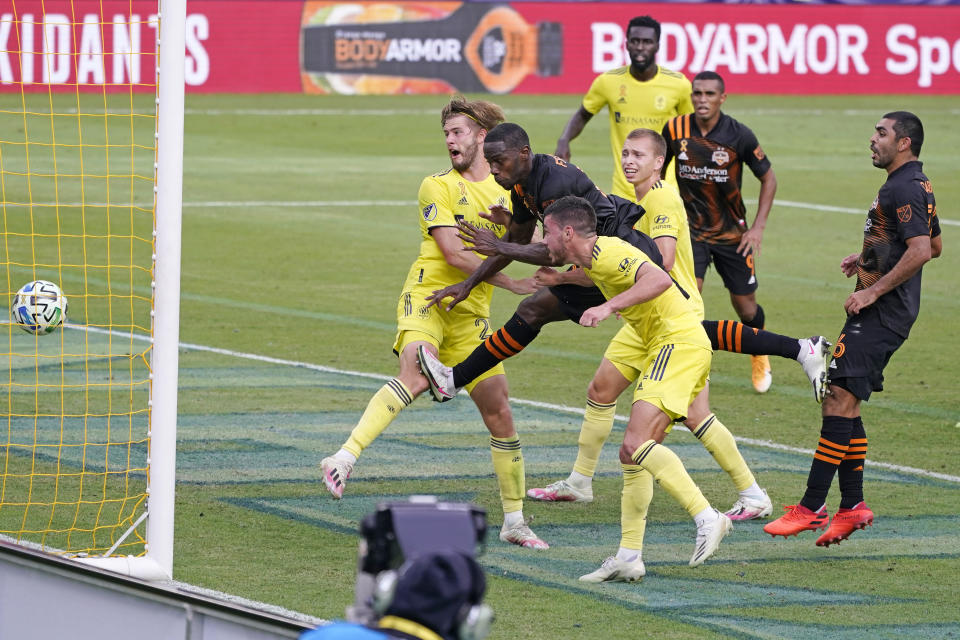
left=10, top=280, right=68, bottom=335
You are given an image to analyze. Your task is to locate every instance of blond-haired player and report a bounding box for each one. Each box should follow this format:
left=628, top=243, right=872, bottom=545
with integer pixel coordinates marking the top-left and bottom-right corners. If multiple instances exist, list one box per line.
left=319, top=96, right=549, bottom=549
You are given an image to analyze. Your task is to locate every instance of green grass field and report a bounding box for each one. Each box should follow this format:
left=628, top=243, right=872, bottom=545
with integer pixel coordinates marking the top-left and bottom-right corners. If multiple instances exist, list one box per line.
left=6, top=92, right=960, bottom=638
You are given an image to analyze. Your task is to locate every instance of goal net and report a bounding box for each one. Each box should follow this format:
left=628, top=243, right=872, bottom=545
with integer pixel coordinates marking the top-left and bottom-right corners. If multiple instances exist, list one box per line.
left=0, top=0, right=184, bottom=579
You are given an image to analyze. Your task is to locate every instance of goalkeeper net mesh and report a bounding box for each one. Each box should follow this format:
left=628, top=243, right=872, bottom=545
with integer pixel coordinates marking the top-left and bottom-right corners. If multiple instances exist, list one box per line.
left=0, top=2, right=159, bottom=557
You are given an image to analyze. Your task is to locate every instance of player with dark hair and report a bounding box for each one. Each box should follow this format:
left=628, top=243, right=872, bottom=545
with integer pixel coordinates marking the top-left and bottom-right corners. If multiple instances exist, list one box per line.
left=317, top=97, right=549, bottom=550
left=556, top=15, right=693, bottom=199
left=662, top=70, right=780, bottom=394
left=419, top=124, right=831, bottom=407
left=536, top=195, right=731, bottom=579
left=418, top=122, right=664, bottom=403
left=764, top=111, right=942, bottom=546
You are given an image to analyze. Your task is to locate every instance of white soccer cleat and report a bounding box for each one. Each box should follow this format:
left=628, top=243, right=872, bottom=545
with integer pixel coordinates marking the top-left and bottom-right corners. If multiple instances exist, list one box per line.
left=417, top=345, right=459, bottom=402
left=724, top=489, right=773, bottom=521
left=579, top=555, right=645, bottom=583
left=321, top=456, right=353, bottom=500
left=527, top=479, right=594, bottom=503
left=690, top=509, right=733, bottom=567
left=798, top=336, right=833, bottom=403
left=499, top=520, right=549, bottom=549
left=751, top=355, right=772, bottom=393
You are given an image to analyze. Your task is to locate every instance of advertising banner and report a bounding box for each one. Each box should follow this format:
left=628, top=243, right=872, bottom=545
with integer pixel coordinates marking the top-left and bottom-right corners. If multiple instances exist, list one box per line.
left=0, top=1, right=958, bottom=94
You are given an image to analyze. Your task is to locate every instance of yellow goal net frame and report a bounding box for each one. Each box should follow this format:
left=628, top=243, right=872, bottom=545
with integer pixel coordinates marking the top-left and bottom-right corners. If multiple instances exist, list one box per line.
left=0, top=0, right=184, bottom=580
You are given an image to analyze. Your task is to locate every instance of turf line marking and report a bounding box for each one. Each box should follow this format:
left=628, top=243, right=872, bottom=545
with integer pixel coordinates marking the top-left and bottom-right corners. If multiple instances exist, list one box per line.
left=81, top=323, right=957, bottom=486
left=19, top=198, right=958, bottom=227
left=752, top=198, right=958, bottom=226
left=180, top=198, right=960, bottom=227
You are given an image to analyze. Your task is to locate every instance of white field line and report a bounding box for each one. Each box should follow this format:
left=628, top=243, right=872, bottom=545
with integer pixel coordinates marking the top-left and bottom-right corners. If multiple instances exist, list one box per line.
left=16, top=198, right=958, bottom=227
left=178, top=198, right=960, bottom=227
left=80, top=325, right=958, bottom=485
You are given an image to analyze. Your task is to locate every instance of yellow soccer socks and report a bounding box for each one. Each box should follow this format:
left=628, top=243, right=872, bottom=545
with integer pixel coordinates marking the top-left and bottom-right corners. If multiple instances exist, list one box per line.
left=620, top=464, right=653, bottom=551
left=632, top=439, right=710, bottom=517
left=572, top=399, right=617, bottom=478
left=342, top=378, right=413, bottom=458
left=490, top=435, right=525, bottom=515
left=691, top=414, right=755, bottom=492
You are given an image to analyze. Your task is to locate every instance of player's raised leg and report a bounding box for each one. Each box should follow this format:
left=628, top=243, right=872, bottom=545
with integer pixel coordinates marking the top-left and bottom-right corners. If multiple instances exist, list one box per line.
left=419, top=288, right=567, bottom=401
left=704, top=320, right=832, bottom=402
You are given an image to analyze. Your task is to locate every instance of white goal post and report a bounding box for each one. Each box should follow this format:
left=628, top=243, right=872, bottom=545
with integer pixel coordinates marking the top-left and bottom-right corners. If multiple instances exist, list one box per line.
left=77, top=0, right=186, bottom=580
left=0, top=0, right=185, bottom=580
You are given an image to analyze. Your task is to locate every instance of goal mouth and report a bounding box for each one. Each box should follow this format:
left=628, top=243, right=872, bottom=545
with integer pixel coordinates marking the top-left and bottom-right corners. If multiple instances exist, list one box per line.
left=0, top=1, right=185, bottom=579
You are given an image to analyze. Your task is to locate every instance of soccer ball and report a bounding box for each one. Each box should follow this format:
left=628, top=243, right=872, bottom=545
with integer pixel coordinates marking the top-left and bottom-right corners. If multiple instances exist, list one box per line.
left=10, top=280, right=68, bottom=335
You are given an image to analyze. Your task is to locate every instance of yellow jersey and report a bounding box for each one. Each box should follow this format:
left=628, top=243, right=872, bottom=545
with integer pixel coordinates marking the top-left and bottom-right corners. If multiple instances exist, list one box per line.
left=635, top=181, right=703, bottom=320
left=403, top=168, right=510, bottom=317
left=582, top=65, right=693, bottom=200
left=584, top=236, right=707, bottom=349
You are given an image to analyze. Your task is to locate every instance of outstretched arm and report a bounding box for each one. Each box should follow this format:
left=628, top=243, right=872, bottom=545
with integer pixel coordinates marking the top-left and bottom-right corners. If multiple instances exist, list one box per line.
left=432, top=226, right=537, bottom=295
left=534, top=266, right=593, bottom=287
left=426, top=218, right=537, bottom=311
left=458, top=220, right=558, bottom=266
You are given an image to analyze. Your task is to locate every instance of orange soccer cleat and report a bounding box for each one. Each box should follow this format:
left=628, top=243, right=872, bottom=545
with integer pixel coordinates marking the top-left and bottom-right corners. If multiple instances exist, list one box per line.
left=815, top=503, right=874, bottom=547
left=763, top=504, right=829, bottom=538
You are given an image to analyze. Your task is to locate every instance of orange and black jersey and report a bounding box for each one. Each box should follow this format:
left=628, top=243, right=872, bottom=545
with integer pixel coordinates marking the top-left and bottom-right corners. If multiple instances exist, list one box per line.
left=511, top=153, right=655, bottom=254
left=857, top=160, right=940, bottom=338
left=661, top=113, right=771, bottom=245
left=511, top=154, right=618, bottom=228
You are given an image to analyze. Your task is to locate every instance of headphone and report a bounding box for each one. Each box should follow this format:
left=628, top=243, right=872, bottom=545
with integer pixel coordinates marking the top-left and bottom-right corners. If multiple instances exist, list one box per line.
left=372, top=551, right=494, bottom=640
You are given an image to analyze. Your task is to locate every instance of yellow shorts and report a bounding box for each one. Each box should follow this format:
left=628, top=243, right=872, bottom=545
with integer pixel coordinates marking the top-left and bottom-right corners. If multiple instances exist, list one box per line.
left=630, top=341, right=711, bottom=423
left=604, top=323, right=646, bottom=383
left=393, top=288, right=504, bottom=393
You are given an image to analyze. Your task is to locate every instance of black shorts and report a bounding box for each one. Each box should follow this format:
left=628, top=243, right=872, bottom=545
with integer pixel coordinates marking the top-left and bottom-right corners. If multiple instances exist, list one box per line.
left=548, top=283, right=607, bottom=323
left=829, top=307, right=906, bottom=401
left=692, top=240, right=758, bottom=295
